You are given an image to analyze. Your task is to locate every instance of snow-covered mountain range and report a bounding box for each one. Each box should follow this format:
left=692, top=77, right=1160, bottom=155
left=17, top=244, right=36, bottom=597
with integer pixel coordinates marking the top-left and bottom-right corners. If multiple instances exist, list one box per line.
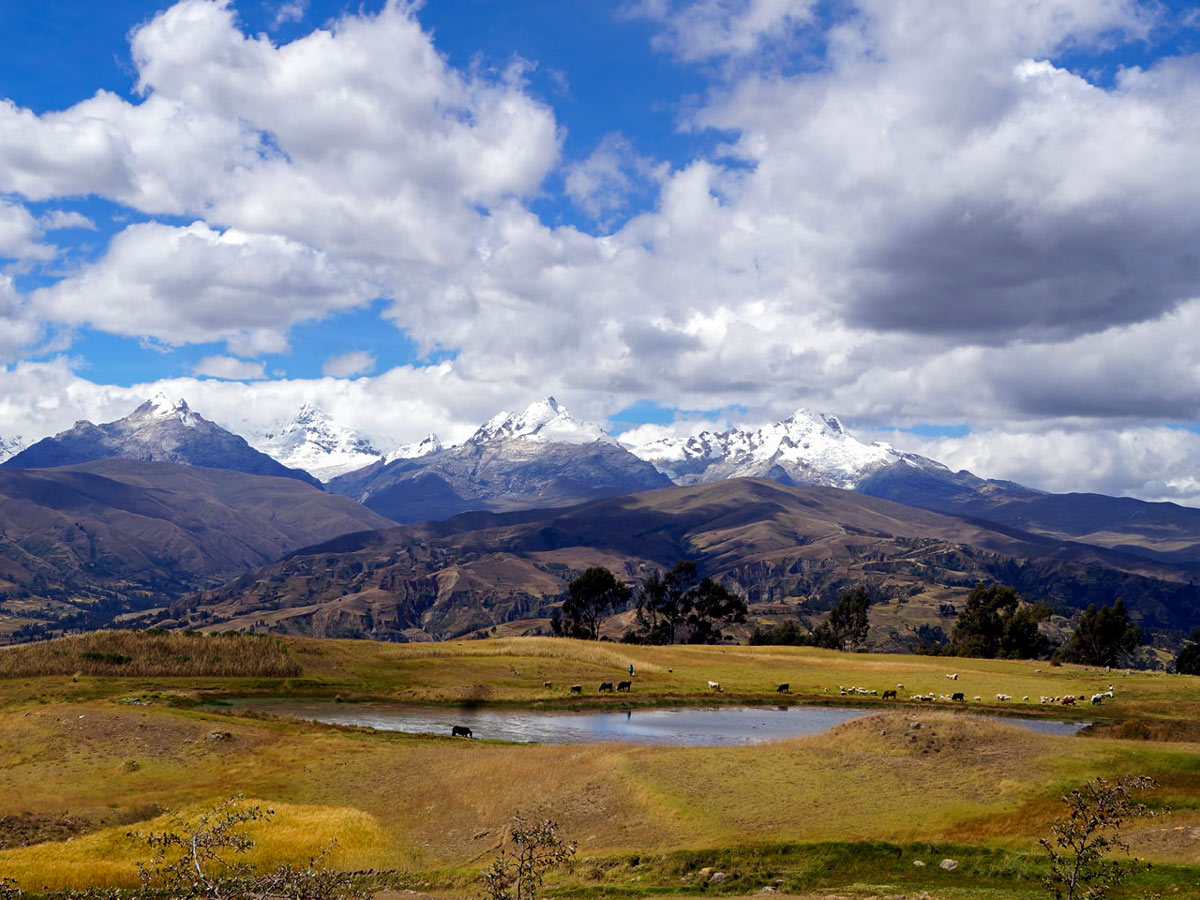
left=9, top=394, right=1198, bottom=564
left=625, top=409, right=911, bottom=489
left=326, top=397, right=671, bottom=521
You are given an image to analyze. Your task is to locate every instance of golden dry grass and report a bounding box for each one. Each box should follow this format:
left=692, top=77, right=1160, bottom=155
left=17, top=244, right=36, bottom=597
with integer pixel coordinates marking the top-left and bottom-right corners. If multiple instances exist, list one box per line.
left=0, top=799, right=390, bottom=890
left=0, top=694, right=1196, bottom=891
left=0, top=637, right=1197, bottom=892
left=0, top=631, right=300, bottom=678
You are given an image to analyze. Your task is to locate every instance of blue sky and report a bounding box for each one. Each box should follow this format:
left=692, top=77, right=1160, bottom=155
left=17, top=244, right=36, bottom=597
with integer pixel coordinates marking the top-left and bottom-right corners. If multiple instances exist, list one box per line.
left=4, top=0, right=1200, bottom=503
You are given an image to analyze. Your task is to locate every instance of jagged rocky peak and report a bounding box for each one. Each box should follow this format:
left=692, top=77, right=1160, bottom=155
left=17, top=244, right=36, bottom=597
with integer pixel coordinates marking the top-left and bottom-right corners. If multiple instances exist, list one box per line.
left=470, top=397, right=618, bottom=446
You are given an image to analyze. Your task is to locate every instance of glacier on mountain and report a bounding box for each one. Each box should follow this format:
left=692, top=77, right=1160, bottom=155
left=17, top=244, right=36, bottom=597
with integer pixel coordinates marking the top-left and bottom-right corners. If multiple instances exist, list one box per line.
left=0, top=435, right=26, bottom=464
left=625, top=408, right=919, bottom=489
left=470, top=397, right=619, bottom=446
left=253, top=403, right=384, bottom=482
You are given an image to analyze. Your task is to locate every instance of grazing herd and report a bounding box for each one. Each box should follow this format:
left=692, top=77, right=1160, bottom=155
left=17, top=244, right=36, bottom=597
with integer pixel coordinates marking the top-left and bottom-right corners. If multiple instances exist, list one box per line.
left=448, top=667, right=1118, bottom=739
left=557, top=671, right=1117, bottom=707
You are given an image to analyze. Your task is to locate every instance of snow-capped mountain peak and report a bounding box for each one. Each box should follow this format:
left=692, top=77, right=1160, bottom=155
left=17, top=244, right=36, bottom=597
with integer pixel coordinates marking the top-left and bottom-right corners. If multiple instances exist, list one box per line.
left=0, top=435, right=26, bottom=464
left=384, top=433, right=442, bottom=463
left=132, top=393, right=199, bottom=427
left=469, top=397, right=618, bottom=446
left=626, top=407, right=905, bottom=489
left=253, top=405, right=382, bottom=482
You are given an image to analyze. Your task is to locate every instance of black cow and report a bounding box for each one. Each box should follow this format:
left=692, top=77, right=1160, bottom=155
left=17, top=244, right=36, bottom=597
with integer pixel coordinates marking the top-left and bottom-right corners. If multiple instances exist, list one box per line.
left=776, top=683, right=790, bottom=693
left=881, top=689, right=897, bottom=700
left=598, top=682, right=614, bottom=692
left=617, top=680, right=632, bottom=692
left=451, top=725, right=472, bottom=738
left=951, top=692, right=965, bottom=701
left=570, top=684, right=582, bottom=694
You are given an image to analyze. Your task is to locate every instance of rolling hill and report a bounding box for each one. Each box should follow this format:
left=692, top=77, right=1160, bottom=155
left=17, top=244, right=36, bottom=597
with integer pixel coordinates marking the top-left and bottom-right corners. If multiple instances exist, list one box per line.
left=172, top=478, right=1200, bottom=644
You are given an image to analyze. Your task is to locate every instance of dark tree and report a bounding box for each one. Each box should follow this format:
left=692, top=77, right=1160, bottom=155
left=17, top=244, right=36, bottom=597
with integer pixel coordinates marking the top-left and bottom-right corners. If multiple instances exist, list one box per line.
left=749, top=619, right=810, bottom=646
left=811, top=586, right=871, bottom=651
left=1176, top=628, right=1200, bottom=676
left=913, top=623, right=948, bottom=654
left=686, top=577, right=747, bottom=643
left=552, top=567, right=631, bottom=640
left=630, top=561, right=746, bottom=644
left=948, top=583, right=1052, bottom=659
left=1063, top=599, right=1142, bottom=668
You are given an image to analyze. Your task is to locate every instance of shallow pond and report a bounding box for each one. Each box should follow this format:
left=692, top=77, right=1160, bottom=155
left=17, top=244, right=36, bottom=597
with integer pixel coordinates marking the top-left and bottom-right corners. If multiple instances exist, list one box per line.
left=227, top=699, right=1089, bottom=746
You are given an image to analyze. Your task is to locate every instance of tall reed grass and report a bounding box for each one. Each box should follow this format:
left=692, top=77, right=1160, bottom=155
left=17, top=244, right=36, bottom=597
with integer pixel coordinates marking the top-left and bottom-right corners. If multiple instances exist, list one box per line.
left=0, top=630, right=301, bottom=678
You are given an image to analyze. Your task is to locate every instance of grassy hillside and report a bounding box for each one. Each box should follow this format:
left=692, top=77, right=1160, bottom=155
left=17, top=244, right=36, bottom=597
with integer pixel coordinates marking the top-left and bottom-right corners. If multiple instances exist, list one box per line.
left=0, top=634, right=1196, bottom=897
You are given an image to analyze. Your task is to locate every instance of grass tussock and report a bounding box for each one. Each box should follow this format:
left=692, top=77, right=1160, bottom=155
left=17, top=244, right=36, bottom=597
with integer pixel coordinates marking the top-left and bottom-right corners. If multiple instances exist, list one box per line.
left=0, top=630, right=301, bottom=679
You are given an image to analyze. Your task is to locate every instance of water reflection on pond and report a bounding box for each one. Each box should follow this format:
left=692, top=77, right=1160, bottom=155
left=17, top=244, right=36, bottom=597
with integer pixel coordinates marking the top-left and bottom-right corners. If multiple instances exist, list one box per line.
left=226, top=699, right=1089, bottom=746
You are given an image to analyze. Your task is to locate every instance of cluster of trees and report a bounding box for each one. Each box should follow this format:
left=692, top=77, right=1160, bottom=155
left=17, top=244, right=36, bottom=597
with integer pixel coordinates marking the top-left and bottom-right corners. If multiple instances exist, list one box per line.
left=944, top=585, right=1143, bottom=664
left=946, top=584, right=1054, bottom=659
left=552, top=565, right=1200, bottom=668
left=750, top=580, right=1157, bottom=666
left=551, top=562, right=747, bottom=645
left=748, top=587, right=871, bottom=650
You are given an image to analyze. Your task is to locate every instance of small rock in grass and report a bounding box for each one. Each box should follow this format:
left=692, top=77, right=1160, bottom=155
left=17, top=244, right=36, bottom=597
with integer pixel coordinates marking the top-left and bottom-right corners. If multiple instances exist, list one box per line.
left=912, top=859, right=925, bottom=867
left=710, top=872, right=726, bottom=883
left=939, top=858, right=958, bottom=870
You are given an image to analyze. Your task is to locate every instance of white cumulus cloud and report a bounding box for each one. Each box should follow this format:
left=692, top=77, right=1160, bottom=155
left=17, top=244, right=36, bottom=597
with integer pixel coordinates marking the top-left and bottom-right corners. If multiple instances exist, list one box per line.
left=322, top=350, right=375, bottom=378
left=33, top=221, right=374, bottom=351
left=192, top=355, right=268, bottom=379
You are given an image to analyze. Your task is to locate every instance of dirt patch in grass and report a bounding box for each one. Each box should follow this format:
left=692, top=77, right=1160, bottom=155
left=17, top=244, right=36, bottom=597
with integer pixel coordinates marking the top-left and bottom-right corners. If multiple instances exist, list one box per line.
left=0, top=812, right=92, bottom=848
